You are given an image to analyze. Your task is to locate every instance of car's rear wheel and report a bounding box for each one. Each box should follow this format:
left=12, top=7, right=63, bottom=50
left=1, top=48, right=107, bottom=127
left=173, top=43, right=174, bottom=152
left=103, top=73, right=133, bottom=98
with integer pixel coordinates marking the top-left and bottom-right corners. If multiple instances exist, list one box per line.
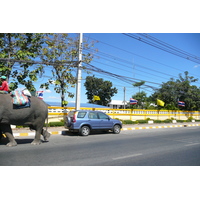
left=113, top=124, right=121, bottom=134
left=79, top=126, right=90, bottom=136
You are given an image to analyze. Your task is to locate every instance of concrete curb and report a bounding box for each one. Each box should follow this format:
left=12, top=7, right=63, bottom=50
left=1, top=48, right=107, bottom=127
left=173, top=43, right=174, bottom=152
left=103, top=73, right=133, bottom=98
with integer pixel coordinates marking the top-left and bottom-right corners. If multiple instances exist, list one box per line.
left=122, top=123, right=200, bottom=131
left=12, top=131, right=63, bottom=137
left=8, top=123, right=200, bottom=137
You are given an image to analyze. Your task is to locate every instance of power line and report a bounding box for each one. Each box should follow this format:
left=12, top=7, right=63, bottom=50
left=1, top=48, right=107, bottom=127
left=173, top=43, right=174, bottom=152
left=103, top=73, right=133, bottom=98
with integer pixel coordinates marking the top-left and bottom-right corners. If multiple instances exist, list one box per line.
left=83, top=48, right=180, bottom=81
left=138, top=33, right=200, bottom=60
left=84, top=35, right=197, bottom=76
left=84, top=34, right=200, bottom=86
left=123, top=33, right=200, bottom=64
left=83, top=62, right=161, bottom=90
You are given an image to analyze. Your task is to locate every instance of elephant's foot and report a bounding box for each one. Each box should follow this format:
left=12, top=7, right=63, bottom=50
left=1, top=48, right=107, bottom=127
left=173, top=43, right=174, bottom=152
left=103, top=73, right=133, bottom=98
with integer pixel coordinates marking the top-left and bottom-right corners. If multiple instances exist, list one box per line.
left=42, top=130, right=51, bottom=141
left=31, top=139, right=41, bottom=145
left=6, top=141, right=17, bottom=147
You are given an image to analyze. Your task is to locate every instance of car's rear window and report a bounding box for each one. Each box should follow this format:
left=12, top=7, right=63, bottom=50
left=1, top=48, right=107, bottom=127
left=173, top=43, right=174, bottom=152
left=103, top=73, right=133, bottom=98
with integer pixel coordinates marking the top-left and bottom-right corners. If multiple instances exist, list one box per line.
left=77, top=111, right=87, bottom=118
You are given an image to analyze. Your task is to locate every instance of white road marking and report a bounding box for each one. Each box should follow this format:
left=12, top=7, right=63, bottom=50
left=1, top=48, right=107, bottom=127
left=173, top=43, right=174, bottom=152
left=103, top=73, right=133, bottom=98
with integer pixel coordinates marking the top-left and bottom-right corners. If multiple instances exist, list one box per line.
left=112, top=153, right=143, bottom=160
left=185, top=143, right=200, bottom=147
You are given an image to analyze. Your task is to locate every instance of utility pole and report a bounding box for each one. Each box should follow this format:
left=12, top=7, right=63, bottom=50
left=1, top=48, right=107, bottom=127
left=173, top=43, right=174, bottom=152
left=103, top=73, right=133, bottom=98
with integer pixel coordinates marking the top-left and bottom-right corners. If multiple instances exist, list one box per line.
left=75, top=33, right=83, bottom=110
left=123, top=87, right=126, bottom=109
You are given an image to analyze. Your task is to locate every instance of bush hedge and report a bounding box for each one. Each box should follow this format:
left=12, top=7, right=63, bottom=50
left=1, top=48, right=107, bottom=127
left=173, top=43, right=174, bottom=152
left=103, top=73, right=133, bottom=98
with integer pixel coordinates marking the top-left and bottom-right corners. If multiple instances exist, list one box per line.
left=153, top=120, right=162, bottom=123
left=48, top=121, right=64, bottom=127
left=15, top=118, right=200, bottom=128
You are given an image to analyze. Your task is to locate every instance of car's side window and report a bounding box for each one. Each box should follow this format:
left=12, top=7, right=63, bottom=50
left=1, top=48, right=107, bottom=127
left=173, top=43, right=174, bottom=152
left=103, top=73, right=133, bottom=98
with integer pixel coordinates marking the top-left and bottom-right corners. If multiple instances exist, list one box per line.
left=88, top=112, right=98, bottom=119
left=77, top=112, right=86, bottom=118
left=98, top=112, right=109, bottom=119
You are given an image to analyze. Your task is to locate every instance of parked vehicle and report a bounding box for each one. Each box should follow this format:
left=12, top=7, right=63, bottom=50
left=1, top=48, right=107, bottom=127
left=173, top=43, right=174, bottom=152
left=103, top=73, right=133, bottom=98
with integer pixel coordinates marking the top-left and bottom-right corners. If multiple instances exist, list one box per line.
left=64, top=110, right=122, bottom=136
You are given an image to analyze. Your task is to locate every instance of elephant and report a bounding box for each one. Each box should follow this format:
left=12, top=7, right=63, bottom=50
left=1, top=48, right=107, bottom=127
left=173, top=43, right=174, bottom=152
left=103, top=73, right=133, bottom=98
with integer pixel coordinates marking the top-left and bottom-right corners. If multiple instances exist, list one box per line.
left=0, top=94, right=50, bottom=147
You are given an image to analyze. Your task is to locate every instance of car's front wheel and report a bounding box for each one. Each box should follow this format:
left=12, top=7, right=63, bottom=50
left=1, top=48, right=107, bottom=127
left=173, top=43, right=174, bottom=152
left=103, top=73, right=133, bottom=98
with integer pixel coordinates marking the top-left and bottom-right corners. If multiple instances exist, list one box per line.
left=113, top=124, right=121, bottom=134
left=79, top=126, right=90, bottom=136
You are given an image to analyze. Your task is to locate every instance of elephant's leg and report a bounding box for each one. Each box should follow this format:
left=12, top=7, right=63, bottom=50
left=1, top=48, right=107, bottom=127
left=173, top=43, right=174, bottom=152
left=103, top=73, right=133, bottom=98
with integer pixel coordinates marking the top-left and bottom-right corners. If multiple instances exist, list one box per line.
left=1, top=124, right=17, bottom=147
left=31, top=125, right=43, bottom=145
left=41, top=129, right=51, bottom=141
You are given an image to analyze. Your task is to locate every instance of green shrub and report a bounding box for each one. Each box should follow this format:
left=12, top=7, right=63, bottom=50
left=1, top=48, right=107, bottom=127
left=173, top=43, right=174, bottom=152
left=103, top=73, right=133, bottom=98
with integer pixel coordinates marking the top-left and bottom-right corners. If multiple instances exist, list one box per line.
left=163, top=119, right=172, bottom=123
left=177, top=120, right=185, bottom=123
left=122, top=120, right=135, bottom=124
left=154, top=120, right=162, bottom=123
left=187, top=116, right=195, bottom=122
left=16, top=125, right=29, bottom=128
left=137, top=120, right=148, bottom=124
left=146, top=118, right=152, bottom=121
left=48, top=121, right=64, bottom=127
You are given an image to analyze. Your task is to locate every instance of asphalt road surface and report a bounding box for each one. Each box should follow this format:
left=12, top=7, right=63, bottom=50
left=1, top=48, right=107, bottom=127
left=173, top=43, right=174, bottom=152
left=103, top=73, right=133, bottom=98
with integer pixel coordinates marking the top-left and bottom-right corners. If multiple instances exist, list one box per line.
left=0, top=127, right=200, bottom=166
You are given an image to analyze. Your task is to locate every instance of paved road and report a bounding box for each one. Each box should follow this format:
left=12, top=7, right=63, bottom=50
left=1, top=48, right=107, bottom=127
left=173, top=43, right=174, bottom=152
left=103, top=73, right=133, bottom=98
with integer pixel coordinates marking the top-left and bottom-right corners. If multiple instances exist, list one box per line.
left=0, top=126, right=200, bottom=166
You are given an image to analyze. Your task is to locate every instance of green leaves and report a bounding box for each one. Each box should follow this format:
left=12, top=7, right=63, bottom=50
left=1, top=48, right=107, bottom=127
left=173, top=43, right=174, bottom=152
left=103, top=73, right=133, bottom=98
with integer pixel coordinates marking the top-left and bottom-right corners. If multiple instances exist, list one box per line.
left=84, top=75, right=118, bottom=106
left=0, top=33, right=44, bottom=91
left=39, top=33, right=96, bottom=106
left=151, top=71, right=200, bottom=111
left=0, top=33, right=96, bottom=106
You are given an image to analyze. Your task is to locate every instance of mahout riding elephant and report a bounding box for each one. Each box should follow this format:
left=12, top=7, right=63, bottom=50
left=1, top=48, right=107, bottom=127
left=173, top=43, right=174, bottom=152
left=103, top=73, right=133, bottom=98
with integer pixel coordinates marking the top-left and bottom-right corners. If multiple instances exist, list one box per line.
left=0, top=94, right=50, bottom=147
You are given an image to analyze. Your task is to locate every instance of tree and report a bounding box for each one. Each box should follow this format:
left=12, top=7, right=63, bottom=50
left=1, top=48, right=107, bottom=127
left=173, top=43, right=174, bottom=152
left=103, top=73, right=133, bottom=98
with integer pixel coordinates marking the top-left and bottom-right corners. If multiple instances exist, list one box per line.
left=150, top=71, right=200, bottom=110
left=129, top=91, right=149, bottom=109
left=39, top=34, right=97, bottom=107
left=133, top=81, right=145, bottom=93
left=84, top=75, right=118, bottom=106
left=0, top=33, right=44, bottom=91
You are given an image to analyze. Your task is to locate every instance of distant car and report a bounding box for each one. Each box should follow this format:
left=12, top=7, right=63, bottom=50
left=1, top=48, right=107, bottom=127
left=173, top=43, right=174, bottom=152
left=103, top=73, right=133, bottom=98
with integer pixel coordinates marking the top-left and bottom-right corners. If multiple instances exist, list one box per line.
left=64, top=110, right=122, bottom=136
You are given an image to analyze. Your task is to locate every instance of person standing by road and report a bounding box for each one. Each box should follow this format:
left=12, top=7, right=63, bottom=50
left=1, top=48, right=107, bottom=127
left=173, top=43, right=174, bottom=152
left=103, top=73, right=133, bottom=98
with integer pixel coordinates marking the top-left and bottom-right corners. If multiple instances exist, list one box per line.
left=0, top=76, right=9, bottom=94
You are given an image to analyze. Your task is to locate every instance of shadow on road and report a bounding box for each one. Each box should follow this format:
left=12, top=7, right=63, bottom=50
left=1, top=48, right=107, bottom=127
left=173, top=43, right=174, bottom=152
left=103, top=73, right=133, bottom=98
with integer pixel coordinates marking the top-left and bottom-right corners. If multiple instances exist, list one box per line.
left=0, top=138, right=49, bottom=146
left=61, top=130, right=114, bottom=137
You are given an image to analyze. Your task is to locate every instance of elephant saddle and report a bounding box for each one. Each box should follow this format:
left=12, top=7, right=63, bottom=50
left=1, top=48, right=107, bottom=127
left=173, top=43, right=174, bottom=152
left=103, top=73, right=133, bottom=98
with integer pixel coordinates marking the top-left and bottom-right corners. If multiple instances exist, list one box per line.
left=10, top=89, right=30, bottom=108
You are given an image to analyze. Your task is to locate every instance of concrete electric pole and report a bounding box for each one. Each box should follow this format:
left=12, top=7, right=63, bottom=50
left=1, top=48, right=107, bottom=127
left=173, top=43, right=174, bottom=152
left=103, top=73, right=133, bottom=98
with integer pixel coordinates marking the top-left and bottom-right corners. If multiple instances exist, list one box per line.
left=124, top=87, right=126, bottom=109
left=75, top=33, right=83, bottom=110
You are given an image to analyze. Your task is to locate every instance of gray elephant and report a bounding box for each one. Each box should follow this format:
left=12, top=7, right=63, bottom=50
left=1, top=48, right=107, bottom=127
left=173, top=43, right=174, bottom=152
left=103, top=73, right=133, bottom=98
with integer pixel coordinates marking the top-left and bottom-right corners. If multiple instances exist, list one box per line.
left=0, top=94, right=50, bottom=147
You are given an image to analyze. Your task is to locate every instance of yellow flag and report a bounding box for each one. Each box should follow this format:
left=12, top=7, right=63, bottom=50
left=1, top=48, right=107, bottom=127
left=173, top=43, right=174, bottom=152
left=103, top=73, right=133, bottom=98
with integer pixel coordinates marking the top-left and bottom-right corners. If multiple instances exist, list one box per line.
left=157, top=99, right=165, bottom=106
left=93, top=95, right=100, bottom=101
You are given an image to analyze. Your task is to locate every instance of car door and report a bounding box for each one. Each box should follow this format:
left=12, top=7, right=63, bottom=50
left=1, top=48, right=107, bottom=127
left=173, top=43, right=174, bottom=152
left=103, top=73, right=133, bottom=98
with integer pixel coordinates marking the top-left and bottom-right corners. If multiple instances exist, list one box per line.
left=98, top=112, right=113, bottom=129
left=88, top=112, right=101, bottom=129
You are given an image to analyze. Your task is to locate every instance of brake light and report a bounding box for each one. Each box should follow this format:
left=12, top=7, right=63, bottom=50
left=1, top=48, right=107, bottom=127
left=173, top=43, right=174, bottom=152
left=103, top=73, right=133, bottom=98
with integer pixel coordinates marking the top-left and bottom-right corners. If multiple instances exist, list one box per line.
left=72, top=114, right=76, bottom=122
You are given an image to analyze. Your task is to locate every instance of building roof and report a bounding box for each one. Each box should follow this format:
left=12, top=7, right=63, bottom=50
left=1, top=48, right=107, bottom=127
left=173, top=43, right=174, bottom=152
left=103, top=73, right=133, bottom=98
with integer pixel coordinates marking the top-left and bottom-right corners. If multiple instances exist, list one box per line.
left=108, top=100, right=127, bottom=105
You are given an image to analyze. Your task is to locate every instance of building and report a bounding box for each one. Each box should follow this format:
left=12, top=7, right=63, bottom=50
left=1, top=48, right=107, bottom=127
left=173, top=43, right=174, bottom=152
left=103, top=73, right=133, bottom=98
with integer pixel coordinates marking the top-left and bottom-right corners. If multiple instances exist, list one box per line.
left=107, top=100, right=127, bottom=109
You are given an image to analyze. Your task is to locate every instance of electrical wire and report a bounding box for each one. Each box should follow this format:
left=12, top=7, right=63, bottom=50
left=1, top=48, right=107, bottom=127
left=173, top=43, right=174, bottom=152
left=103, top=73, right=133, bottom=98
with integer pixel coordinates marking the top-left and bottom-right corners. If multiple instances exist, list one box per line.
left=137, top=33, right=200, bottom=60
left=84, top=35, right=200, bottom=77
left=123, top=33, right=200, bottom=64
left=83, top=35, right=200, bottom=86
left=83, top=48, right=180, bottom=81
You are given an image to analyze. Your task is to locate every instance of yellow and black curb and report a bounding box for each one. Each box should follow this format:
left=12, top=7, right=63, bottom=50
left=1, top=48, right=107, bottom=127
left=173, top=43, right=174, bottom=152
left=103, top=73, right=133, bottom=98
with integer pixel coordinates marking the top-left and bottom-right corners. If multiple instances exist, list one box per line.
left=2, top=131, right=63, bottom=138
left=122, top=123, right=200, bottom=131
left=2, top=123, right=200, bottom=138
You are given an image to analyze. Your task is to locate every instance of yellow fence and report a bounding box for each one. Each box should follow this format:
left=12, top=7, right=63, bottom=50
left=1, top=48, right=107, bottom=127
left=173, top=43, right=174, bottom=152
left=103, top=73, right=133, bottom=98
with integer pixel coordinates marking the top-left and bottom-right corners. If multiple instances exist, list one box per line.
left=48, top=106, right=200, bottom=122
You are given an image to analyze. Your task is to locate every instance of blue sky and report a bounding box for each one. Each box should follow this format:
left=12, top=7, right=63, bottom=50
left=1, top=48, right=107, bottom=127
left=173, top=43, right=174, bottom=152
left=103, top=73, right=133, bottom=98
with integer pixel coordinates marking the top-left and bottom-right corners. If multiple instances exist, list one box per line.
left=40, top=33, right=200, bottom=104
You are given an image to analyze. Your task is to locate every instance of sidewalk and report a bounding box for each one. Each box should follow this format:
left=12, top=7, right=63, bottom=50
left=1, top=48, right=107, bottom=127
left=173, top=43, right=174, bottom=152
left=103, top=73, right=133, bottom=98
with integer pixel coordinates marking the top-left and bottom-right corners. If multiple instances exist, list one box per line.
left=10, top=122, right=200, bottom=137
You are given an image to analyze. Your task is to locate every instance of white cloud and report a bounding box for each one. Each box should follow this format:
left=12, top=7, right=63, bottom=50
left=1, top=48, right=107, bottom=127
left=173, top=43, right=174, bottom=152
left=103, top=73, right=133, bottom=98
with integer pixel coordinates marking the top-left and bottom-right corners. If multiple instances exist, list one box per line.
left=48, top=96, right=59, bottom=99
left=44, top=89, right=51, bottom=93
left=194, top=64, right=200, bottom=68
